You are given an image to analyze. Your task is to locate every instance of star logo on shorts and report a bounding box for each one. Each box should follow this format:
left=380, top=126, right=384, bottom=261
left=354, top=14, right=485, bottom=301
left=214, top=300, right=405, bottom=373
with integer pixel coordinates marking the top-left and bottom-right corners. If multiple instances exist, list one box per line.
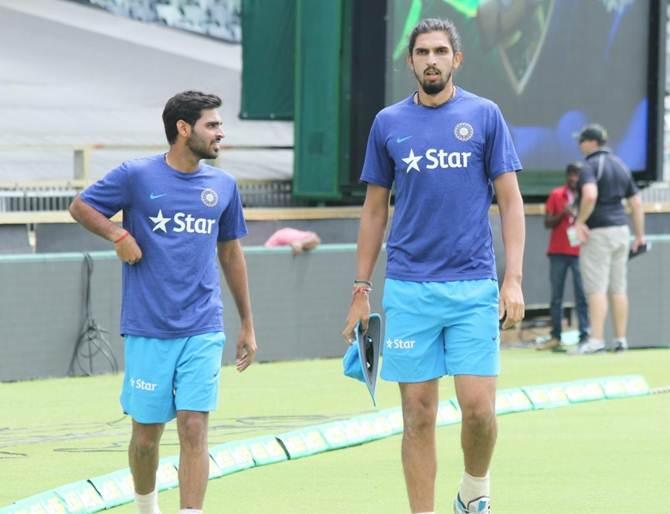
left=402, top=149, right=423, bottom=173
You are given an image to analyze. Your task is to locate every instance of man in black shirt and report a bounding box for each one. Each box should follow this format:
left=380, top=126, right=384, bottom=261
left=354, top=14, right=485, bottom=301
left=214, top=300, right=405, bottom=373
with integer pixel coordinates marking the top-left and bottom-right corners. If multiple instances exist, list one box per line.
left=572, top=124, right=645, bottom=354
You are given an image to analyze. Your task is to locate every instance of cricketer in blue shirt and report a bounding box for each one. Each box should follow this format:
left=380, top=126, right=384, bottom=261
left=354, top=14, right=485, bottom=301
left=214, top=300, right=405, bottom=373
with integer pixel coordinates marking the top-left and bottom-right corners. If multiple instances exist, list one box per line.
left=70, top=90, right=256, bottom=513
left=342, top=19, right=525, bottom=514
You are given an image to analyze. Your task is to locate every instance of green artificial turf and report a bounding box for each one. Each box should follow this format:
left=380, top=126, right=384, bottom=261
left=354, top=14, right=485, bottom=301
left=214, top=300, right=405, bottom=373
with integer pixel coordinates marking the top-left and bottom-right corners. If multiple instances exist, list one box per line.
left=1, top=348, right=669, bottom=513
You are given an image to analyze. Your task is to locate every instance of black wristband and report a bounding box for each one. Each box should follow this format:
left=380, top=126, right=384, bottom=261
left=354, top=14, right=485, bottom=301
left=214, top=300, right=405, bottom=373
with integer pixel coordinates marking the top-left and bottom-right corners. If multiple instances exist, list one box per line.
left=353, top=279, right=373, bottom=287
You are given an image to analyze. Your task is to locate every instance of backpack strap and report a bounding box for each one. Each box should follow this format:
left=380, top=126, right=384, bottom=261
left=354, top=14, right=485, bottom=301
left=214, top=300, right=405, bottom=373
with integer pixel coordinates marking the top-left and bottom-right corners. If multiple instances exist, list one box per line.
left=596, top=154, right=605, bottom=182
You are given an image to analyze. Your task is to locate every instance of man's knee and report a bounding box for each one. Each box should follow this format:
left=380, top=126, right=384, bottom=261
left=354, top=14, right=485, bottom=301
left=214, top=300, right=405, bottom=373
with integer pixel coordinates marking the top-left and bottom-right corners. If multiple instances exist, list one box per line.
left=178, top=413, right=208, bottom=450
left=460, top=398, right=495, bottom=430
left=402, top=396, right=438, bottom=438
left=131, top=429, right=161, bottom=458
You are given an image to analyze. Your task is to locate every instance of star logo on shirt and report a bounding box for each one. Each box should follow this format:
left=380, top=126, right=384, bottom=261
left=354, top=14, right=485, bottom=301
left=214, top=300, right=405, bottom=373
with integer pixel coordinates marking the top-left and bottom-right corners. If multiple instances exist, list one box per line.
left=402, top=148, right=423, bottom=173
left=149, top=209, right=171, bottom=232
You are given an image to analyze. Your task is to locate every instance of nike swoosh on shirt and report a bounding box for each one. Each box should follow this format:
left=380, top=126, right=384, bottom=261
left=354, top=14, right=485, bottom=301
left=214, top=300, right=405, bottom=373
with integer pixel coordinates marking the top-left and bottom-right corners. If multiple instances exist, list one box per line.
left=396, top=136, right=412, bottom=143
left=149, top=193, right=167, bottom=200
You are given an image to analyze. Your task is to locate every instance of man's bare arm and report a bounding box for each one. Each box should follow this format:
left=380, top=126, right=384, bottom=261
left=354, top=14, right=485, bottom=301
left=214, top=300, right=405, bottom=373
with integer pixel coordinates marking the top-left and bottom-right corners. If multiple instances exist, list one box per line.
left=69, top=195, right=142, bottom=264
left=493, top=172, right=525, bottom=328
left=218, top=239, right=256, bottom=372
left=341, top=184, right=390, bottom=341
left=628, top=193, right=646, bottom=251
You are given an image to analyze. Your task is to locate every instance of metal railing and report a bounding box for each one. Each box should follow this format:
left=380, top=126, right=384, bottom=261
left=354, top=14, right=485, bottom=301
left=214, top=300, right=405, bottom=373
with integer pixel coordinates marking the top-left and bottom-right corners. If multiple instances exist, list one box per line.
left=0, top=143, right=300, bottom=210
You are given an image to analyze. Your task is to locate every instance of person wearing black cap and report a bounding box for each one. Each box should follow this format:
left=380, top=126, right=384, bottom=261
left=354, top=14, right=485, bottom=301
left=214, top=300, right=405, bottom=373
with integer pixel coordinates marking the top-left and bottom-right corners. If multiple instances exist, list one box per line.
left=572, top=123, right=645, bottom=354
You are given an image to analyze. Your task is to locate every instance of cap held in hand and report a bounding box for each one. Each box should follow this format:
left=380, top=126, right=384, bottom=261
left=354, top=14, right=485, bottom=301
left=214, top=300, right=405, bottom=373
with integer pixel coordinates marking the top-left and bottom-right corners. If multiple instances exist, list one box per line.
left=342, top=313, right=383, bottom=406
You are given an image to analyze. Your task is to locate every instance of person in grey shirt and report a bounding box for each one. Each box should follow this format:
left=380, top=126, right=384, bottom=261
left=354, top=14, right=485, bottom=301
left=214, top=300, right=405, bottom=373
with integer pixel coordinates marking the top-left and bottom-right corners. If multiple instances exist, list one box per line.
left=572, top=124, right=645, bottom=354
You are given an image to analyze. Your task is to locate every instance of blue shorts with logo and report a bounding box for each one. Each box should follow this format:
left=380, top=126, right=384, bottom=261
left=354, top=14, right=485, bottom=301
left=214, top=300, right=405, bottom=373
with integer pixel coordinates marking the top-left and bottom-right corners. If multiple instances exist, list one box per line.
left=121, top=331, right=226, bottom=424
left=381, top=278, right=500, bottom=382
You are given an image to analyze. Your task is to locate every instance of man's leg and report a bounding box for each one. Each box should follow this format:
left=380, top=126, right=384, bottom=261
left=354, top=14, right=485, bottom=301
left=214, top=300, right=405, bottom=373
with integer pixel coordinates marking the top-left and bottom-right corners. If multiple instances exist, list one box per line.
left=608, top=227, right=630, bottom=347
left=542, top=255, right=568, bottom=348
left=454, top=376, right=497, bottom=477
left=587, top=292, right=608, bottom=340
left=610, top=293, right=628, bottom=339
left=399, top=380, right=439, bottom=514
left=570, top=256, right=590, bottom=341
left=576, top=231, right=610, bottom=352
left=452, top=376, right=496, bottom=513
left=129, top=420, right=165, bottom=513
left=177, top=410, right=210, bottom=511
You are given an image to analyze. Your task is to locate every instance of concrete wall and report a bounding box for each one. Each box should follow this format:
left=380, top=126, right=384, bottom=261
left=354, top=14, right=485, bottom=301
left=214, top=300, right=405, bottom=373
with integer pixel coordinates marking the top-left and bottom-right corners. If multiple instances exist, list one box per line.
left=32, top=218, right=363, bottom=253
left=1, top=234, right=669, bottom=382
left=0, top=247, right=384, bottom=382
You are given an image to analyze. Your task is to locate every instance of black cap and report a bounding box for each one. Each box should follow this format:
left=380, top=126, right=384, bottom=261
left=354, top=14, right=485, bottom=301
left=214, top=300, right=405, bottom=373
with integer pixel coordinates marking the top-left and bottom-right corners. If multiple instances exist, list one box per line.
left=576, top=124, right=608, bottom=144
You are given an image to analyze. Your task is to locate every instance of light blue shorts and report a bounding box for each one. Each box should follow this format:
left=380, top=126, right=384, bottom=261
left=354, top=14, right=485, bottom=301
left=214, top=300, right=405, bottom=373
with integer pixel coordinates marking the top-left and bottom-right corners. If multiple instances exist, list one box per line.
left=121, top=331, right=226, bottom=424
left=381, top=279, right=500, bottom=382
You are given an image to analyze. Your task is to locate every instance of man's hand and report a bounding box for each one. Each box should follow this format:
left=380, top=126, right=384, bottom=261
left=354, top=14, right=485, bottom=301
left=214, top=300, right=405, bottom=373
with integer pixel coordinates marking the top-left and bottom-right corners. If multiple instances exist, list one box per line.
left=574, top=221, right=590, bottom=244
left=499, top=278, right=525, bottom=330
left=236, top=324, right=257, bottom=372
left=114, top=232, right=143, bottom=265
left=631, top=236, right=646, bottom=253
left=342, top=289, right=370, bottom=344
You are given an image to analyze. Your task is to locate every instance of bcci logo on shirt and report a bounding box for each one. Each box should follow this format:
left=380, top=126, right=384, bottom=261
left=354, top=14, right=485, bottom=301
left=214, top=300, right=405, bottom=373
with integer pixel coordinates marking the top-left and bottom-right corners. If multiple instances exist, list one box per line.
left=454, top=122, right=474, bottom=142
left=201, top=188, right=218, bottom=207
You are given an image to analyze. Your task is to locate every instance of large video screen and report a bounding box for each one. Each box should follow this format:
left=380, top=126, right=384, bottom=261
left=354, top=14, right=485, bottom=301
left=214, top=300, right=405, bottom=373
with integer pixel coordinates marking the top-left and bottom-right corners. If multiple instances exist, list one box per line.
left=387, top=0, right=650, bottom=173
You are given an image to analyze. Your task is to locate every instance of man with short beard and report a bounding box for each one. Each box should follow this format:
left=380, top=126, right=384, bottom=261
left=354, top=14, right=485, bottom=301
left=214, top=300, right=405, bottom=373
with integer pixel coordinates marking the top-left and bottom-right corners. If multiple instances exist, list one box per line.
left=342, top=18, right=525, bottom=514
left=69, top=90, right=257, bottom=514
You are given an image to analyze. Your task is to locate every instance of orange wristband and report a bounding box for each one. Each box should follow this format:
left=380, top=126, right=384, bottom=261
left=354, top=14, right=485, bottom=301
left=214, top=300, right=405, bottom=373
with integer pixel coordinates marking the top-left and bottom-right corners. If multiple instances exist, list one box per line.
left=113, top=231, right=129, bottom=244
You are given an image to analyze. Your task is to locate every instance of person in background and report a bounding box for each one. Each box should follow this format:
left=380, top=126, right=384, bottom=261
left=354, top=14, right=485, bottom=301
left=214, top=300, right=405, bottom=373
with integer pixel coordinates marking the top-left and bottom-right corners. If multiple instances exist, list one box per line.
left=572, top=123, right=645, bottom=354
left=537, top=163, right=589, bottom=351
left=264, top=227, right=321, bottom=255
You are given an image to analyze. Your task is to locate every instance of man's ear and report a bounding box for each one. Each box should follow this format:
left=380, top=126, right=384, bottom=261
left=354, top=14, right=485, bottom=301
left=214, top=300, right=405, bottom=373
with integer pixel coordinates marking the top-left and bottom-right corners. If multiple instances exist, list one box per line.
left=176, top=119, right=191, bottom=139
left=406, top=53, right=414, bottom=72
left=453, top=51, right=464, bottom=71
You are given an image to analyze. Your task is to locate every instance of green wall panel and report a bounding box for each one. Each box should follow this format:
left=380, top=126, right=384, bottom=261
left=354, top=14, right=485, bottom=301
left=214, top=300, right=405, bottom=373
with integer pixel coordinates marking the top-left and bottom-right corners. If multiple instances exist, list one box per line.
left=293, top=0, right=344, bottom=199
left=240, top=0, right=295, bottom=120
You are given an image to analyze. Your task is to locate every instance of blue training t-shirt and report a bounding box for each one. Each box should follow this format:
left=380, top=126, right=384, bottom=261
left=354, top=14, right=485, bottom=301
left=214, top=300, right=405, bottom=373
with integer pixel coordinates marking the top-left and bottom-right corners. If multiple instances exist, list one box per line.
left=81, top=154, right=248, bottom=338
left=361, top=88, right=521, bottom=282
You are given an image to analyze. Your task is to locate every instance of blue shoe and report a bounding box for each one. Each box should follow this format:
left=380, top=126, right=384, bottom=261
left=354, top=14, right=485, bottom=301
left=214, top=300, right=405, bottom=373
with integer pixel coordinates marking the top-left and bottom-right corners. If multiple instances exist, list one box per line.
left=454, top=494, right=491, bottom=513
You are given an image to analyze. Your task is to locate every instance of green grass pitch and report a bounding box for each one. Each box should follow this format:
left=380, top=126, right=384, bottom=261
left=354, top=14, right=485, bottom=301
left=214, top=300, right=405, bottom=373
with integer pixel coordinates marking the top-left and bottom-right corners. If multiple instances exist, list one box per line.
left=1, top=348, right=669, bottom=513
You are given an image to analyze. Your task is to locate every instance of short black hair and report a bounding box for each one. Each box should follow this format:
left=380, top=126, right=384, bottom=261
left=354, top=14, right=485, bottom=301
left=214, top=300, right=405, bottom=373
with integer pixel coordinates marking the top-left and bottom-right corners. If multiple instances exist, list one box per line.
left=162, top=91, right=222, bottom=144
left=577, top=124, right=608, bottom=145
left=566, top=162, right=582, bottom=175
left=408, top=18, right=462, bottom=56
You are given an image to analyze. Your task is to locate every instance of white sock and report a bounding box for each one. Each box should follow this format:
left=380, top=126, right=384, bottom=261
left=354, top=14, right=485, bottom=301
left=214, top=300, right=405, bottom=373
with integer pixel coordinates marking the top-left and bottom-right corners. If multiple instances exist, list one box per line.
left=459, top=471, right=490, bottom=504
left=179, top=510, right=203, bottom=514
left=134, top=490, right=161, bottom=514
left=615, top=337, right=628, bottom=348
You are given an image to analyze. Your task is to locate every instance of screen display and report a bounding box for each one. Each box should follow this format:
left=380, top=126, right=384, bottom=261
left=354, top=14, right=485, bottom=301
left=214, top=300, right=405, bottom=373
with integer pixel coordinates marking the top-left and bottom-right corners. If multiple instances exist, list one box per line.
left=387, top=0, right=650, bottom=173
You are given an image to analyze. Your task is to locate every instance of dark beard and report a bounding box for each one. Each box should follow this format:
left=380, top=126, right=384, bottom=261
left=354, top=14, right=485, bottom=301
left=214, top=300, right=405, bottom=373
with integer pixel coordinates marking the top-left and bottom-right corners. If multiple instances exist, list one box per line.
left=422, top=79, right=446, bottom=95
left=187, top=137, right=217, bottom=160
left=419, top=70, right=452, bottom=96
